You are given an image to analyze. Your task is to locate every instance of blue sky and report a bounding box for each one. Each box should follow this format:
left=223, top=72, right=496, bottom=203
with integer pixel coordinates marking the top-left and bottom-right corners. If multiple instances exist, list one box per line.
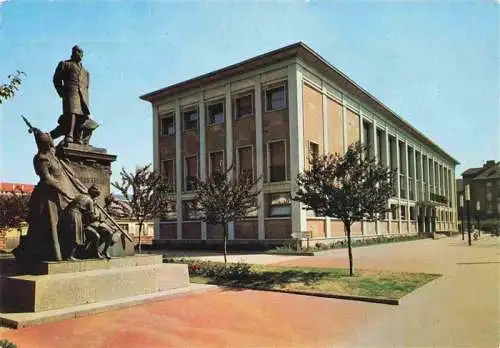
left=0, top=0, right=498, bottom=186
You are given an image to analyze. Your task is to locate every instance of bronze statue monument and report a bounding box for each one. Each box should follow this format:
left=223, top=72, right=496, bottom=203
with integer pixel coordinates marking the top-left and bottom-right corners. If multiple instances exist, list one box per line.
left=50, top=45, right=98, bottom=146
left=13, top=45, right=134, bottom=265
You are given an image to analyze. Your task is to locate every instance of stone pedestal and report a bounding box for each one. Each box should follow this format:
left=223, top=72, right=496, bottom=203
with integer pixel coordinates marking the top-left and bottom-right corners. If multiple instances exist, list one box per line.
left=1, top=255, right=189, bottom=313
left=56, top=143, right=133, bottom=257
left=57, top=143, right=116, bottom=207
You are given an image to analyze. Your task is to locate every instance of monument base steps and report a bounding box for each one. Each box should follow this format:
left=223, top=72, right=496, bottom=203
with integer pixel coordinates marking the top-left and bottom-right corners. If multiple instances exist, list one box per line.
left=0, top=255, right=201, bottom=328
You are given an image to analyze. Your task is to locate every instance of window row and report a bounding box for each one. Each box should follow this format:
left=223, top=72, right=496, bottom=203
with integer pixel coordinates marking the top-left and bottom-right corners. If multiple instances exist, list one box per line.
left=159, top=84, right=287, bottom=136
left=161, top=192, right=292, bottom=221
left=161, top=140, right=289, bottom=191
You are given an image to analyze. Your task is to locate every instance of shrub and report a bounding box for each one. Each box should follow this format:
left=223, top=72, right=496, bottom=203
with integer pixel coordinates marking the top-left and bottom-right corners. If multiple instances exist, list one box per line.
left=0, top=340, right=17, bottom=348
left=164, top=257, right=253, bottom=280
left=481, top=219, right=500, bottom=235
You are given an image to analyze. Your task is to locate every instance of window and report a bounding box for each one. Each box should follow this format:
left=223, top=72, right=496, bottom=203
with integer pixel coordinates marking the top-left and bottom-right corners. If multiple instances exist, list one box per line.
left=209, top=151, right=224, bottom=175
left=400, top=205, right=406, bottom=220
left=207, top=101, right=224, bottom=125
left=183, top=108, right=198, bottom=131
left=161, top=114, right=175, bottom=136
left=184, top=156, right=198, bottom=191
left=162, top=203, right=177, bottom=221
left=268, top=140, right=287, bottom=182
left=409, top=206, right=415, bottom=220
left=237, top=146, right=253, bottom=181
left=391, top=204, right=398, bottom=220
left=308, top=141, right=319, bottom=159
left=376, top=129, right=384, bottom=165
left=265, top=85, right=286, bottom=111
left=269, top=193, right=291, bottom=217
left=162, top=159, right=175, bottom=190
left=183, top=201, right=202, bottom=221
left=118, top=224, right=129, bottom=232
left=234, top=93, right=253, bottom=118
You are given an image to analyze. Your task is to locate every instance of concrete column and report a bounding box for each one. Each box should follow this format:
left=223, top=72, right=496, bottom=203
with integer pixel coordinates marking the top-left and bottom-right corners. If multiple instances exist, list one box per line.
left=426, top=156, right=430, bottom=201
left=199, top=92, right=207, bottom=240
left=288, top=63, right=306, bottom=236
left=322, top=84, right=331, bottom=238
left=419, top=151, right=424, bottom=201
left=372, top=119, right=378, bottom=162
left=152, top=104, right=160, bottom=240
left=396, top=135, right=401, bottom=233
left=385, top=128, right=391, bottom=234
left=372, top=120, right=379, bottom=234
left=451, top=167, right=457, bottom=230
left=412, top=148, right=417, bottom=202
left=175, top=100, right=183, bottom=240
left=404, top=141, right=410, bottom=232
left=254, top=75, right=265, bottom=240
left=225, top=83, right=235, bottom=240
left=342, top=96, right=347, bottom=152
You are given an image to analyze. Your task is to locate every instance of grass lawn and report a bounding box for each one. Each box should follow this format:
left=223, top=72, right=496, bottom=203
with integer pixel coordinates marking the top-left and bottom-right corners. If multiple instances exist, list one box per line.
left=190, top=265, right=440, bottom=300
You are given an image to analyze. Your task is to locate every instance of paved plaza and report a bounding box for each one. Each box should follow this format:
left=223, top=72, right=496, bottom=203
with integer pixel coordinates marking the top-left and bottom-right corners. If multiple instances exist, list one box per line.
left=2, top=234, right=499, bottom=347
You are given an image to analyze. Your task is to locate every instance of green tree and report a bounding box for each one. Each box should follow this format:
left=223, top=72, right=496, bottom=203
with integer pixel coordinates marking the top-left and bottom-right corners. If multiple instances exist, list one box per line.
left=194, top=165, right=261, bottom=264
left=294, top=142, right=394, bottom=276
left=0, top=71, right=25, bottom=104
left=0, top=192, right=30, bottom=232
left=112, top=164, right=173, bottom=253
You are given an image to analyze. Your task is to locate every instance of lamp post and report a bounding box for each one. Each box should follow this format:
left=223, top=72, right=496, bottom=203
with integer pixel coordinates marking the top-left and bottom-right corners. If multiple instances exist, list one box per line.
left=465, top=184, right=472, bottom=246
left=459, top=194, right=464, bottom=240
left=476, top=200, right=481, bottom=237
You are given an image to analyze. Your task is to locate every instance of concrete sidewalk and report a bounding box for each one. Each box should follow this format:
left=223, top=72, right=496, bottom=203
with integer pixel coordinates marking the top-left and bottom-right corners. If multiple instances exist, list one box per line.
left=277, top=234, right=500, bottom=348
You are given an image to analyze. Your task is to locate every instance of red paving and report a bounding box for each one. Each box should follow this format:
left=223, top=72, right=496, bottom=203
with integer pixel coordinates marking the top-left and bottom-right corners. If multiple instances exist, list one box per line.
left=1, top=288, right=387, bottom=348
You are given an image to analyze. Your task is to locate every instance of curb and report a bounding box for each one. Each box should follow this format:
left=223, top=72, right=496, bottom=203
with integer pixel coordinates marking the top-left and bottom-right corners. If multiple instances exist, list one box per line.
left=264, top=252, right=315, bottom=256
left=215, top=284, right=400, bottom=305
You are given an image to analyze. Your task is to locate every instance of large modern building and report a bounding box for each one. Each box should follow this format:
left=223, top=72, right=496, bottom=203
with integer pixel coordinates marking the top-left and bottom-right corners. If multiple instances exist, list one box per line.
left=140, top=42, right=459, bottom=246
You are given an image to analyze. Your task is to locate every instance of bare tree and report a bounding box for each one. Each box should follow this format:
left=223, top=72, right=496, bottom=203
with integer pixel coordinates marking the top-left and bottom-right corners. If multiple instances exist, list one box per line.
left=112, top=164, right=172, bottom=253
left=294, top=142, right=394, bottom=276
left=195, top=165, right=261, bottom=264
left=0, top=70, right=25, bottom=104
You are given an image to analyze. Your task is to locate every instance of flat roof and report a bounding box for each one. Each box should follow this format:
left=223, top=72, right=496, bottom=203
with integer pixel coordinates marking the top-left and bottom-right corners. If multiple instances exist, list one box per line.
left=140, top=42, right=459, bottom=165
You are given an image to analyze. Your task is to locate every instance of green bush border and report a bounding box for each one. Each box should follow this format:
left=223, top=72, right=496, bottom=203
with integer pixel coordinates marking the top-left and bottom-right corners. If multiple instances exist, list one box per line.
left=267, top=234, right=431, bottom=255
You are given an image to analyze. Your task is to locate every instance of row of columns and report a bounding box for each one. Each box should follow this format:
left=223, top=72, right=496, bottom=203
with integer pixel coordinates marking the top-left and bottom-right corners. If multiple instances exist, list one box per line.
left=360, top=116, right=456, bottom=233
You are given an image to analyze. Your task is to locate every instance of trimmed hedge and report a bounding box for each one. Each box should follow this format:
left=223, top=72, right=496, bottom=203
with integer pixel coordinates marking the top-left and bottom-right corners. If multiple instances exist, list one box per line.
left=164, top=258, right=253, bottom=280
left=269, top=234, right=431, bottom=254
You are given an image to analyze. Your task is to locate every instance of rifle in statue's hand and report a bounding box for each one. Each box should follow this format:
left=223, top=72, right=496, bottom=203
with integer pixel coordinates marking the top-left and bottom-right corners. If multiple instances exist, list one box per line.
left=95, top=203, right=134, bottom=243
left=21, top=114, right=36, bottom=134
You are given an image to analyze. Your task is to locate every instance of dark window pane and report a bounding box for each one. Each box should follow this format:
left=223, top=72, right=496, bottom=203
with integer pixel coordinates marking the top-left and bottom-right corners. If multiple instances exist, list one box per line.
left=238, top=146, right=253, bottom=181
left=183, top=109, right=198, bottom=130
left=269, top=141, right=286, bottom=182
left=185, top=156, right=197, bottom=191
left=235, top=94, right=253, bottom=118
left=266, top=86, right=286, bottom=111
left=210, top=151, right=224, bottom=175
left=207, top=102, right=224, bottom=125
left=161, top=116, right=175, bottom=136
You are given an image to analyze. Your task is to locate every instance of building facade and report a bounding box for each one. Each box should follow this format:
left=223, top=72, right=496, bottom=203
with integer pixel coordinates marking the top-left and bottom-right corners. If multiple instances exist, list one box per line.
left=459, top=160, right=500, bottom=220
left=141, top=42, right=459, bottom=245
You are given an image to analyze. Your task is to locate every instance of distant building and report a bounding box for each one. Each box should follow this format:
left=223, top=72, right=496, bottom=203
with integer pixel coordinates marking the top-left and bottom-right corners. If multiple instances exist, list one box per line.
left=140, top=42, right=459, bottom=246
left=459, top=160, right=500, bottom=220
left=0, top=182, right=35, bottom=195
